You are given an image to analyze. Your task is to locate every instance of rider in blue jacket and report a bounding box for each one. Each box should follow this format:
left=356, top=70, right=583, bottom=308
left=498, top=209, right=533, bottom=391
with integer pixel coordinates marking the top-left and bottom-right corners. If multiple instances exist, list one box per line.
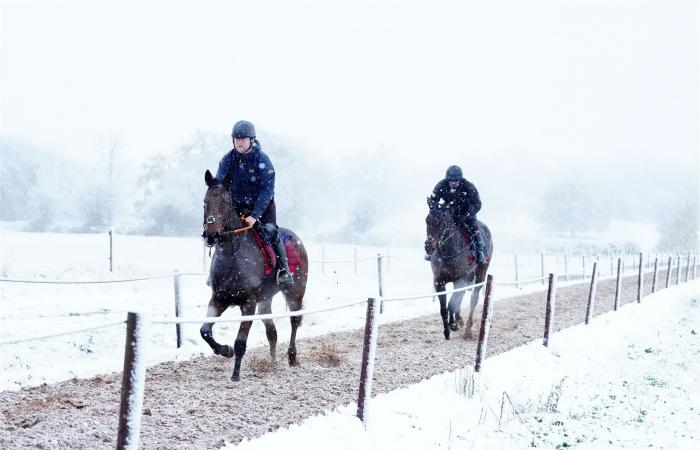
left=216, top=120, right=294, bottom=285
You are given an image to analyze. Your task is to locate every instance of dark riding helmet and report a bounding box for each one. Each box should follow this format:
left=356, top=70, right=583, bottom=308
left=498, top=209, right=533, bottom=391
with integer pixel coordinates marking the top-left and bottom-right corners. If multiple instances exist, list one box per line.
left=445, top=165, right=463, bottom=181
left=231, top=120, right=256, bottom=139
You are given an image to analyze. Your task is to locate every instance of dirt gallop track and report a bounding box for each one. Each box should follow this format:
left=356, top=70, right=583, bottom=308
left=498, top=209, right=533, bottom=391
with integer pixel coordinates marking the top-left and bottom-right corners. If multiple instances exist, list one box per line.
left=0, top=270, right=678, bottom=449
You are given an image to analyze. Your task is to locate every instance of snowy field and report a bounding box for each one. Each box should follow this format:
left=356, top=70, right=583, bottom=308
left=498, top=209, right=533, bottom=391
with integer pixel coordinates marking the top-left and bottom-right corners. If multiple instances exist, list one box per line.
left=232, top=281, right=700, bottom=450
left=0, top=229, right=650, bottom=392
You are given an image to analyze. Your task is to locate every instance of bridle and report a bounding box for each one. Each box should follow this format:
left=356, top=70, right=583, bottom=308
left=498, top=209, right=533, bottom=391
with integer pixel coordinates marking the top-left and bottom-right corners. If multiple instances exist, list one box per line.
left=202, top=185, right=253, bottom=247
left=428, top=209, right=469, bottom=261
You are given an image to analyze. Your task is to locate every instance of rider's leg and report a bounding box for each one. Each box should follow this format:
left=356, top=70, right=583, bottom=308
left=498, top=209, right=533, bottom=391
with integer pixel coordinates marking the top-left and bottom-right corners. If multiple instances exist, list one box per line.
left=464, top=216, right=485, bottom=264
left=263, top=223, right=294, bottom=285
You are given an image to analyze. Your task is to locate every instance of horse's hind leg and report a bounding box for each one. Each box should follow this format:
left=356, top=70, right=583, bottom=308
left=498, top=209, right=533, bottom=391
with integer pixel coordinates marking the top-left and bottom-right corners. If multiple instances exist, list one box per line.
left=465, top=264, right=489, bottom=339
left=257, top=298, right=277, bottom=362
left=435, top=280, right=450, bottom=340
left=448, top=278, right=469, bottom=332
left=284, top=290, right=304, bottom=366
left=200, top=296, right=234, bottom=357
left=231, top=302, right=256, bottom=382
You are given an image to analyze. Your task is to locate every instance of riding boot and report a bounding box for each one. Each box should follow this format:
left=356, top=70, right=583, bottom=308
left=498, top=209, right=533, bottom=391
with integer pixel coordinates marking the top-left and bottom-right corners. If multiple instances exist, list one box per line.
left=471, top=229, right=485, bottom=264
left=272, top=235, right=294, bottom=286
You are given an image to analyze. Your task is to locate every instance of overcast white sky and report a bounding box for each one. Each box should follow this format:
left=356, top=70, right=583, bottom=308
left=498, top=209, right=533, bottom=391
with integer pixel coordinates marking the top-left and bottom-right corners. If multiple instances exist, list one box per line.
left=1, top=0, right=698, bottom=178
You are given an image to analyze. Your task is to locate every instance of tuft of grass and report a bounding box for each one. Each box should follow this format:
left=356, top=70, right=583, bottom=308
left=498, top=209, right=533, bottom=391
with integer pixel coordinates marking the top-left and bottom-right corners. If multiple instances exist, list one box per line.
left=454, top=366, right=476, bottom=399
left=311, top=342, right=343, bottom=367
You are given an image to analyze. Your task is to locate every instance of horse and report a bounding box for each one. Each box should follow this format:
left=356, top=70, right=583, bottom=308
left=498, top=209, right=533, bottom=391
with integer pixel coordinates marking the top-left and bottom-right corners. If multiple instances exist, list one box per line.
left=200, top=169, right=309, bottom=381
left=425, top=206, right=493, bottom=340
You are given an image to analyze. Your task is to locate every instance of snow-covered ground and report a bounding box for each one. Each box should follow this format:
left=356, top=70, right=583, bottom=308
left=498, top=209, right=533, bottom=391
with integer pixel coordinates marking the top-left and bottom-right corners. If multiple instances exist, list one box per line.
left=231, top=281, right=700, bottom=450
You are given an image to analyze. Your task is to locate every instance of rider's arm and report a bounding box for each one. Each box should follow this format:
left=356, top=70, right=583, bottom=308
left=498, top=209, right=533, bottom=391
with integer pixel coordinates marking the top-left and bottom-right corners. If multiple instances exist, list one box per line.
left=467, top=183, right=482, bottom=216
left=428, top=180, right=446, bottom=209
left=251, top=153, right=275, bottom=220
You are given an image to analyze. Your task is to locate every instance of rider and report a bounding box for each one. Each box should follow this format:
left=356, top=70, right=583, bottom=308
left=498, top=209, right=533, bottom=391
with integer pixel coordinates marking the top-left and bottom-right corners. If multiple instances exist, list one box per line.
left=425, top=165, right=485, bottom=264
left=215, top=120, right=294, bottom=285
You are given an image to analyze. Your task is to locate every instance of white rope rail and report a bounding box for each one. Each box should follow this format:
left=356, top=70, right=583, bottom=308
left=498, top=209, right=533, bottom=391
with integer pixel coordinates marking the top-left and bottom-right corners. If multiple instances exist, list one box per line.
left=495, top=275, right=547, bottom=286
left=0, top=274, right=174, bottom=284
left=381, top=281, right=487, bottom=303
left=152, top=298, right=369, bottom=324
left=0, top=320, right=127, bottom=346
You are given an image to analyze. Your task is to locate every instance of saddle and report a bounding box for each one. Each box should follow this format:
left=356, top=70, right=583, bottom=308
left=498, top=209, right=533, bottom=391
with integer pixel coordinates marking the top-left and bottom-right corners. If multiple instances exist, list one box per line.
left=251, top=229, right=302, bottom=276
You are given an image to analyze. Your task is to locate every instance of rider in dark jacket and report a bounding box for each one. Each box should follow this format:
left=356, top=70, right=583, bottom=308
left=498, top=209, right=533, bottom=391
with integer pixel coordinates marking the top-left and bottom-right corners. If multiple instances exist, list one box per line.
left=215, top=120, right=293, bottom=285
left=426, top=165, right=485, bottom=263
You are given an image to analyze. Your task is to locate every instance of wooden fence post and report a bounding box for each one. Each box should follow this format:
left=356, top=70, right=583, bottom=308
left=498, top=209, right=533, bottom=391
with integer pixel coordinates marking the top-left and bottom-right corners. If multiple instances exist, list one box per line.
left=109, top=229, right=113, bottom=273
left=543, top=273, right=557, bottom=347
left=651, top=257, right=659, bottom=293
left=564, top=254, right=569, bottom=282
left=637, top=252, right=644, bottom=303
left=474, top=275, right=495, bottom=372
left=173, top=270, right=182, bottom=348
left=614, top=257, right=622, bottom=311
left=665, top=256, right=673, bottom=288
left=676, top=255, right=681, bottom=285
left=685, top=253, right=692, bottom=282
left=116, top=312, right=147, bottom=450
left=585, top=262, right=598, bottom=324
left=540, top=253, right=545, bottom=285
left=357, top=298, right=379, bottom=426
left=377, top=254, right=384, bottom=314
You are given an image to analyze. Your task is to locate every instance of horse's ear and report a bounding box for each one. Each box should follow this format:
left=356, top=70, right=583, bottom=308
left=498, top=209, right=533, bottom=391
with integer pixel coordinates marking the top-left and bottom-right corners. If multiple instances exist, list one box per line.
left=205, top=170, right=213, bottom=186
left=222, top=170, right=233, bottom=187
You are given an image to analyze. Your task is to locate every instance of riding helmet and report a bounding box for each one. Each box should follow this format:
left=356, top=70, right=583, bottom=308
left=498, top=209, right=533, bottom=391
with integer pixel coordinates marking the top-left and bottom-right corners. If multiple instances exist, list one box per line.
left=231, top=120, right=256, bottom=139
left=445, top=165, right=463, bottom=181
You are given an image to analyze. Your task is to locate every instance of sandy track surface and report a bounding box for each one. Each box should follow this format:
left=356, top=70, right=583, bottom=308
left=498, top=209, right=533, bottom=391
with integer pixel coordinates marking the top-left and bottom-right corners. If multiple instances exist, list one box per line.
left=0, top=270, right=675, bottom=449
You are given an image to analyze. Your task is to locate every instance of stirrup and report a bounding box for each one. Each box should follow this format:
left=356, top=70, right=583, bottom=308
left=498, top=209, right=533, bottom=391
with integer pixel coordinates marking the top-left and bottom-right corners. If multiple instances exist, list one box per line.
left=277, top=269, right=294, bottom=285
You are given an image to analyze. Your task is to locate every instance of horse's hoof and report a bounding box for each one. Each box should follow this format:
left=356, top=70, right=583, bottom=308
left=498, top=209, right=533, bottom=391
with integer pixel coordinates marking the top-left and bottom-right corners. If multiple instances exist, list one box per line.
left=288, top=358, right=300, bottom=367
left=444, top=330, right=450, bottom=340
left=231, top=373, right=240, bottom=382
left=449, top=322, right=459, bottom=332
left=456, top=317, right=464, bottom=328
left=220, top=345, right=234, bottom=358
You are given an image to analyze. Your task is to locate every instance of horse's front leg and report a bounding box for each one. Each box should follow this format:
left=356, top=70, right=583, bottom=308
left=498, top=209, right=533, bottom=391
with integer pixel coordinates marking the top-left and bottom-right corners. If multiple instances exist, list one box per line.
left=257, top=297, right=277, bottom=362
left=464, top=287, right=481, bottom=339
left=200, top=295, right=234, bottom=357
left=435, top=280, right=449, bottom=340
left=231, top=302, right=257, bottom=382
left=448, top=278, right=468, bottom=332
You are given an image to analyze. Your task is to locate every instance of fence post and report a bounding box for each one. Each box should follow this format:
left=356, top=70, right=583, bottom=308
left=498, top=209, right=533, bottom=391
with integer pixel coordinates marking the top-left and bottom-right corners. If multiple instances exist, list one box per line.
left=116, top=312, right=147, bottom=450
left=353, top=247, right=358, bottom=275
left=377, top=254, right=384, bottom=314
left=651, top=257, right=659, bottom=293
left=665, top=256, right=672, bottom=288
left=321, top=245, right=325, bottom=275
left=173, top=270, right=182, bottom=348
left=685, top=253, right=692, bottom=282
left=474, top=275, right=495, bottom=372
left=610, top=254, right=614, bottom=276
left=356, top=298, right=379, bottom=426
left=386, top=248, right=390, bottom=273
left=564, top=254, right=569, bottom=282
left=614, top=257, right=622, bottom=311
left=637, top=252, right=644, bottom=303
left=513, top=254, right=519, bottom=289
left=676, top=255, right=681, bottom=285
left=543, top=273, right=557, bottom=347
left=585, top=262, right=598, bottom=324
left=540, top=252, right=545, bottom=285
left=109, top=229, right=113, bottom=273
left=581, top=255, right=586, bottom=280
left=693, top=254, right=697, bottom=280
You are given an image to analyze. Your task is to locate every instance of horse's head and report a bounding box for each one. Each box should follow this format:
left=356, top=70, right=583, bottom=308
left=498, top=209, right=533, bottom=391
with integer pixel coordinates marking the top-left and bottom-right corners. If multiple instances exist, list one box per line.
left=425, top=200, right=447, bottom=253
left=202, top=169, right=238, bottom=246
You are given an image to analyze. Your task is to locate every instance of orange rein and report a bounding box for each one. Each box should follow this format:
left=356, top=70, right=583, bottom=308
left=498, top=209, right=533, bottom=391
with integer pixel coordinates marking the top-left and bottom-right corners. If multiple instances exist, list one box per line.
left=233, top=223, right=254, bottom=234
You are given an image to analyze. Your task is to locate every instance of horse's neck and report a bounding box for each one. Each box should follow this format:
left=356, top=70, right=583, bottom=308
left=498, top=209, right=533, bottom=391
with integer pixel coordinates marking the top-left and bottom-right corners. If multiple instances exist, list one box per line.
left=216, top=232, right=257, bottom=259
left=440, top=221, right=463, bottom=247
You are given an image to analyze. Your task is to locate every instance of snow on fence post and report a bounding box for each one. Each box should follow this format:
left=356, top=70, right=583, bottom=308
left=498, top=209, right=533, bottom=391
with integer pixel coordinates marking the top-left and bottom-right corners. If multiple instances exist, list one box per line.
left=564, top=254, right=569, bottom=282
left=116, top=312, right=147, bottom=450
left=321, top=245, right=325, bottom=275
left=614, top=257, right=622, bottom=311
left=685, top=253, right=691, bottom=282
left=474, top=275, right=495, bottom=372
left=514, top=254, right=519, bottom=289
left=637, top=252, right=644, bottom=303
left=585, top=262, right=598, bottom=324
left=354, top=247, right=358, bottom=275
left=540, top=253, right=545, bottom=285
left=543, top=273, right=557, bottom=347
left=665, top=256, right=673, bottom=288
left=173, top=270, right=183, bottom=348
left=676, top=255, right=681, bottom=285
left=651, top=257, right=659, bottom=293
left=377, top=254, right=384, bottom=314
left=356, top=297, right=379, bottom=426
left=109, top=229, right=113, bottom=273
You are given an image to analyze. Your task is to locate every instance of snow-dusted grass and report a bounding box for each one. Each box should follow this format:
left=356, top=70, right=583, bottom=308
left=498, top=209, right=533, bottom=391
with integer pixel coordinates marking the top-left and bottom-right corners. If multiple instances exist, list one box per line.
left=229, top=281, right=700, bottom=450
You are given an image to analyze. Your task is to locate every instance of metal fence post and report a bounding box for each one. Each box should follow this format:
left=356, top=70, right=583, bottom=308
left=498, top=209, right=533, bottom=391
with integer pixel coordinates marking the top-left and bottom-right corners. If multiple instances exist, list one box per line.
left=585, top=262, right=598, bottom=324
left=685, top=253, right=691, bottom=282
left=676, top=255, right=681, bottom=285
left=116, top=312, right=147, bottom=450
left=543, top=273, right=557, bottom=347
left=474, top=275, right=495, bottom=372
left=357, top=298, right=379, bottom=426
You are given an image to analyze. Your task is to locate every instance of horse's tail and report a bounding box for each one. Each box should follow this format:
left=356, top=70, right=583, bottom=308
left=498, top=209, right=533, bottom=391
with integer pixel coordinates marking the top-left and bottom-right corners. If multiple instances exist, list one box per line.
left=280, top=227, right=308, bottom=326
